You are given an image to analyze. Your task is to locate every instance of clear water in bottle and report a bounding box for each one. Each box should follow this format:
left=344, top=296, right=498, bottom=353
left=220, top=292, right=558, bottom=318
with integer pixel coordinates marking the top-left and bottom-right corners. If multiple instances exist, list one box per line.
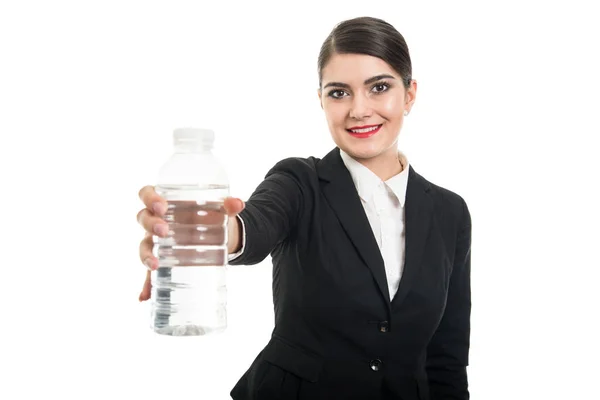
left=149, top=127, right=230, bottom=337
left=151, top=185, right=229, bottom=336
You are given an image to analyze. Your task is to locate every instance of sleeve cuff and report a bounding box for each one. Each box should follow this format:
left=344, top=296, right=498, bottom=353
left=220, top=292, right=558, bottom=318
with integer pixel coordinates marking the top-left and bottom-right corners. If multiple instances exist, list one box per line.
left=228, top=214, right=247, bottom=261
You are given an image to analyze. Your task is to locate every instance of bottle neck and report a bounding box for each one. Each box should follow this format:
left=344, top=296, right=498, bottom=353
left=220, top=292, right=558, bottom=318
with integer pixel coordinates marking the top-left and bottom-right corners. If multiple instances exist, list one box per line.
left=173, top=140, right=213, bottom=153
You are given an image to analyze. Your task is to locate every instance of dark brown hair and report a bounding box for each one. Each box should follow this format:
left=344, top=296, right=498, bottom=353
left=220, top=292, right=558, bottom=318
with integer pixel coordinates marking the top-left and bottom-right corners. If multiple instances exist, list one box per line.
left=318, top=16, right=412, bottom=89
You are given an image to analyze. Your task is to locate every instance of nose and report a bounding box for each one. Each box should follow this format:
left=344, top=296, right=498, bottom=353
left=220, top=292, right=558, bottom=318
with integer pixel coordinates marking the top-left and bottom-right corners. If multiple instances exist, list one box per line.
left=349, top=92, right=372, bottom=120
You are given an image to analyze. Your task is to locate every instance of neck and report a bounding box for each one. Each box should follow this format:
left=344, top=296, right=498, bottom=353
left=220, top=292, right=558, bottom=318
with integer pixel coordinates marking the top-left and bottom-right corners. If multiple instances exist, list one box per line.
left=355, top=147, right=404, bottom=181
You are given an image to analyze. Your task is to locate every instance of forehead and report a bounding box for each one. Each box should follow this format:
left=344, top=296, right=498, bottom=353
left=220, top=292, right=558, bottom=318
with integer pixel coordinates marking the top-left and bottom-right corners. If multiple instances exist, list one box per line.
left=321, top=53, right=399, bottom=84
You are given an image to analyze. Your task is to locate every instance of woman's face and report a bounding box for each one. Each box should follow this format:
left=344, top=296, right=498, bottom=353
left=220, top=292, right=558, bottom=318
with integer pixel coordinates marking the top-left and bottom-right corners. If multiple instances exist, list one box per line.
left=318, top=53, right=416, bottom=163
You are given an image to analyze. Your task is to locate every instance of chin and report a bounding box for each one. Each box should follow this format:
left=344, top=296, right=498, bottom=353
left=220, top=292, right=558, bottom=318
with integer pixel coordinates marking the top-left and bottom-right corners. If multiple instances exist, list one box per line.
left=332, top=126, right=397, bottom=158
left=339, top=144, right=380, bottom=160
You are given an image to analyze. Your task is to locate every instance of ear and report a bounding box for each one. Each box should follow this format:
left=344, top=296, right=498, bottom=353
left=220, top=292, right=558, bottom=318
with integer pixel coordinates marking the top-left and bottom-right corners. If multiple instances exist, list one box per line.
left=405, top=79, right=417, bottom=112
left=317, top=88, right=323, bottom=109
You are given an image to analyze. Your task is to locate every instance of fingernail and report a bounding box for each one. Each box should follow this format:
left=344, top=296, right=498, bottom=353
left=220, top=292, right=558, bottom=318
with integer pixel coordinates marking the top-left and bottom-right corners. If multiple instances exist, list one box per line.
left=152, top=202, right=166, bottom=215
left=144, top=258, right=155, bottom=270
left=153, top=224, right=168, bottom=237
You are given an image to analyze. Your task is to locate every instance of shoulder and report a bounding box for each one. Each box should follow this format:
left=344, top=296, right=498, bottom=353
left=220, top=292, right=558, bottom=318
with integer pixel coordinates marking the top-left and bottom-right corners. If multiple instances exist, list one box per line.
left=415, top=169, right=471, bottom=228
left=264, top=155, right=321, bottom=182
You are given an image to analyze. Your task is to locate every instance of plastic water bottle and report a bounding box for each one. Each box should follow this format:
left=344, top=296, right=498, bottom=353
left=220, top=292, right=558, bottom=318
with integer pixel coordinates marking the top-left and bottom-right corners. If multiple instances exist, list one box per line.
left=150, top=128, right=229, bottom=336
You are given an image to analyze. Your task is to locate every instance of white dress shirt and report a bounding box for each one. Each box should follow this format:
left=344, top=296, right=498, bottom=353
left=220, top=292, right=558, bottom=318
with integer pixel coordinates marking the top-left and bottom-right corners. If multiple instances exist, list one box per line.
left=229, top=150, right=410, bottom=300
left=339, top=150, right=409, bottom=299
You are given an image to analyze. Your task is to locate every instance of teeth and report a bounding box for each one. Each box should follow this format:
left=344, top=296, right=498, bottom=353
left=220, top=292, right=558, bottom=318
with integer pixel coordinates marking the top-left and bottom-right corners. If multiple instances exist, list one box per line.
left=350, top=125, right=379, bottom=133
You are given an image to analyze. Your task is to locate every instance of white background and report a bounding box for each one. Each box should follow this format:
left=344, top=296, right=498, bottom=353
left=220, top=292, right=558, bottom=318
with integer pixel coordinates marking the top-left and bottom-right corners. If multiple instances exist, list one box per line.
left=1, top=0, right=598, bottom=399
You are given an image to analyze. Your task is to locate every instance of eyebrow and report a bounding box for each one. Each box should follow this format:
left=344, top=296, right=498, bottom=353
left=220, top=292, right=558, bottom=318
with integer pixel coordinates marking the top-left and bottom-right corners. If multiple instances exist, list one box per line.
left=322, top=74, right=396, bottom=89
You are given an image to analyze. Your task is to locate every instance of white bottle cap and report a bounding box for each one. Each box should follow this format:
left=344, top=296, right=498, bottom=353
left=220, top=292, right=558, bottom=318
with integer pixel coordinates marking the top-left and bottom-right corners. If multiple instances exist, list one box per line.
left=173, top=128, right=215, bottom=147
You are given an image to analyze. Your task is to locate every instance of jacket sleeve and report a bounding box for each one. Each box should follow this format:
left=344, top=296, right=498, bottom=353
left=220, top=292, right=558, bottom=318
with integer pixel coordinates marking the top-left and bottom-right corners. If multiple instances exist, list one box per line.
left=426, top=197, right=472, bottom=399
left=227, top=158, right=304, bottom=266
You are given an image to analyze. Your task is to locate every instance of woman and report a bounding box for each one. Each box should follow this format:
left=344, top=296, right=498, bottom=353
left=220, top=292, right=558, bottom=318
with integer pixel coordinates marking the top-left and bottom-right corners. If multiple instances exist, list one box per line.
left=137, top=16, right=471, bottom=400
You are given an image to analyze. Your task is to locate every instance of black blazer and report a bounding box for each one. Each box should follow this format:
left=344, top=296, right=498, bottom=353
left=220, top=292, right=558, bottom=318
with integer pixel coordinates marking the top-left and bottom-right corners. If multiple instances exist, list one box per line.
left=229, top=147, right=472, bottom=400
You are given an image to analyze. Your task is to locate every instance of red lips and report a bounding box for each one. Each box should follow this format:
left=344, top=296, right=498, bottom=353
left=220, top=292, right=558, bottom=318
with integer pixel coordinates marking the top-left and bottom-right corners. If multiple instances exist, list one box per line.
left=346, top=124, right=382, bottom=138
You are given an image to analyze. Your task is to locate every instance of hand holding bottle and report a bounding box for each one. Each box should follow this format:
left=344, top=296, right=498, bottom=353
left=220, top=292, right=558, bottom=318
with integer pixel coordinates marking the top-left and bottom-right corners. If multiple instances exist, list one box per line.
left=136, top=186, right=245, bottom=302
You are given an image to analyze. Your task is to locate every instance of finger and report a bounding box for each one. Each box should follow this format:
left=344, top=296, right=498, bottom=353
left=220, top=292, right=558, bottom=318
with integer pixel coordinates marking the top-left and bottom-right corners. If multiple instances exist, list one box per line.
left=223, top=197, right=245, bottom=217
left=139, top=231, right=158, bottom=270
left=139, top=270, right=152, bottom=302
left=136, top=208, right=169, bottom=237
left=138, top=185, right=168, bottom=216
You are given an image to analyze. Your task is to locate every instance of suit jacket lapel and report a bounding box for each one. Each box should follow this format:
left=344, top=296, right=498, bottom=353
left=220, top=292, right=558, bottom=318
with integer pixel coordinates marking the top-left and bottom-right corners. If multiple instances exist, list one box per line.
left=318, top=148, right=391, bottom=304
left=391, top=165, right=433, bottom=308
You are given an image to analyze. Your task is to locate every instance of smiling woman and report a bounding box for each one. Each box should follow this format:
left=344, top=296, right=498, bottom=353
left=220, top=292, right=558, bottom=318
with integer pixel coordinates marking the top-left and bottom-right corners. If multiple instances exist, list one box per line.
left=136, top=15, right=472, bottom=400
left=316, top=17, right=417, bottom=181
left=318, top=53, right=416, bottom=180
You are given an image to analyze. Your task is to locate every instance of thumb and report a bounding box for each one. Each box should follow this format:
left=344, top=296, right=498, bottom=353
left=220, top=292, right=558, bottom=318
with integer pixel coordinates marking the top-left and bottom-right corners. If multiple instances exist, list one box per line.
left=223, top=197, right=245, bottom=217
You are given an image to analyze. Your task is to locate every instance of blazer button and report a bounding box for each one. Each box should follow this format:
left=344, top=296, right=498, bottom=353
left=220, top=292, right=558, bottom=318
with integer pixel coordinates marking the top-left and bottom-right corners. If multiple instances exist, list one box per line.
left=378, top=321, right=389, bottom=332
left=370, top=359, right=383, bottom=371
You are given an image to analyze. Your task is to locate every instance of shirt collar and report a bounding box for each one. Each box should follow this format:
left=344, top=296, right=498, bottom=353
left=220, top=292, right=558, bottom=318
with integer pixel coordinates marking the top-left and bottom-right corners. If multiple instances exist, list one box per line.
left=339, top=149, right=410, bottom=207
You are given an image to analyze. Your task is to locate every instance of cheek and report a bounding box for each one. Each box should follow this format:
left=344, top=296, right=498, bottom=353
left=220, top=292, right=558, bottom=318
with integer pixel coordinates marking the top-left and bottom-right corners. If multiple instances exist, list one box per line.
left=323, top=103, right=346, bottom=127
left=379, top=96, right=403, bottom=120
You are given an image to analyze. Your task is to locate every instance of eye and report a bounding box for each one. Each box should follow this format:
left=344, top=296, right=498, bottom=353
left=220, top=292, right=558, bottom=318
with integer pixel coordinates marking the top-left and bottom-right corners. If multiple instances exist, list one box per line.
left=327, top=89, right=348, bottom=99
left=372, top=82, right=391, bottom=93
